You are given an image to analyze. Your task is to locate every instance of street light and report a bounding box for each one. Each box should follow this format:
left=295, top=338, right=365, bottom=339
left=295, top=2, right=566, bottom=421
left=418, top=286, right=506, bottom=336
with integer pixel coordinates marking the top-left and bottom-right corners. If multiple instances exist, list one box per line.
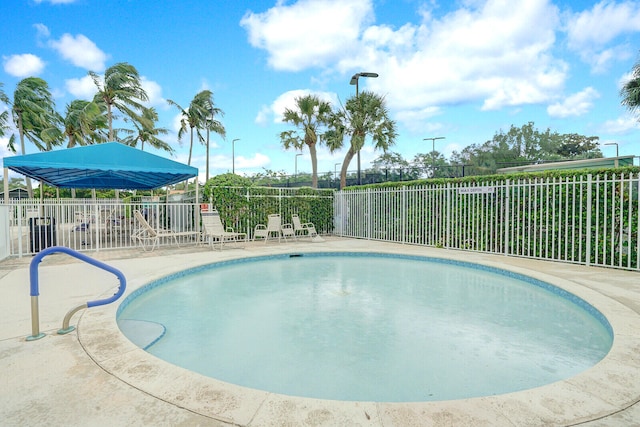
left=334, top=162, right=341, bottom=187
left=604, top=142, right=619, bottom=157
left=232, top=138, right=240, bottom=174
left=350, top=71, right=379, bottom=185
left=423, top=137, right=445, bottom=178
left=295, top=153, right=303, bottom=180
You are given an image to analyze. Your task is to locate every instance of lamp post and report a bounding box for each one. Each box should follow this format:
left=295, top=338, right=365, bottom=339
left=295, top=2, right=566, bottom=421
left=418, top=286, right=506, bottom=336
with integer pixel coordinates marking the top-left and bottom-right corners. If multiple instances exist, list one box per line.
left=232, top=139, right=240, bottom=174
left=604, top=142, right=620, bottom=167
left=295, top=153, right=303, bottom=181
left=604, top=142, right=619, bottom=157
left=423, top=136, right=445, bottom=177
left=334, top=162, right=341, bottom=188
left=350, top=71, right=379, bottom=185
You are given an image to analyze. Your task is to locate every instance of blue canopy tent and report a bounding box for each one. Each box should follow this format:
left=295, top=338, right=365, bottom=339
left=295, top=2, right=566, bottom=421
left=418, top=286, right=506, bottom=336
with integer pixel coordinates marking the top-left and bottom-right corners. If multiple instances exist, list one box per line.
left=2, top=143, right=200, bottom=255
left=2, top=142, right=198, bottom=191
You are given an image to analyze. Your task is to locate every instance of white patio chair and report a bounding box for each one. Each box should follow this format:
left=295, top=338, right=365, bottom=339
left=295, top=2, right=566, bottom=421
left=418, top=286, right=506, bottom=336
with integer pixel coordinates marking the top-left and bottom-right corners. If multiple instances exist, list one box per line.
left=281, top=221, right=295, bottom=240
left=254, top=213, right=285, bottom=243
left=292, top=214, right=318, bottom=238
left=131, top=210, right=197, bottom=251
left=201, top=210, right=246, bottom=250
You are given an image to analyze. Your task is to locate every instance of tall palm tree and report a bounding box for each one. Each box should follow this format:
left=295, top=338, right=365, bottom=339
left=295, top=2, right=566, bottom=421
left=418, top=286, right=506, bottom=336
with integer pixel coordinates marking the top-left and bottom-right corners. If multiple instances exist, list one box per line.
left=279, top=94, right=332, bottom=188
left=122, top=106, right=173, bottom=153
left=89, top=62, right=148, bottom=141
left=63, top=99, right=107, bottom=148
left=325, top=91, right=397, bottom=189
left=10, top=77, right=64, bottom=196
left=621, top=55, right=640, bottom=116
left=168, top=90, right=225, bottom=167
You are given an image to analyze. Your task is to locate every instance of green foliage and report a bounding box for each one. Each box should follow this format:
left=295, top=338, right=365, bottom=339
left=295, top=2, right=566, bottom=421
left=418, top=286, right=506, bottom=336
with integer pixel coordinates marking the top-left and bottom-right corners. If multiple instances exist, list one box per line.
left=621, top=52, right=640, bottom=115
left=449, top=122, right=602, bottom=175
left=202, top=180, right=334, bottom=236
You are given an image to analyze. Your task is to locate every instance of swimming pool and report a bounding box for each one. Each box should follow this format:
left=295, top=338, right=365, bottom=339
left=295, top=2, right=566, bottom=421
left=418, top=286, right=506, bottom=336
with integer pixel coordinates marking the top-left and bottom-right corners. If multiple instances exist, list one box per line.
left=117, top=252, right=613, bottom=403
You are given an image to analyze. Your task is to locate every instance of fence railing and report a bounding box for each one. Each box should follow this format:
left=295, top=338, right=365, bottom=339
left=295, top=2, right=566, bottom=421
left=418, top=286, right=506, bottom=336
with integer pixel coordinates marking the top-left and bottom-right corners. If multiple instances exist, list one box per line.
left=334, top=173, right=640, bottom=271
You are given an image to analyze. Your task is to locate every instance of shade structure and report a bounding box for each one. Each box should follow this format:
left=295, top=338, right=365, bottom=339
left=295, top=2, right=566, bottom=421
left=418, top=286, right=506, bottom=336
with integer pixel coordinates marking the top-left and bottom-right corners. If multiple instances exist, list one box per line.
left=2, top=143, right=198, bottom=190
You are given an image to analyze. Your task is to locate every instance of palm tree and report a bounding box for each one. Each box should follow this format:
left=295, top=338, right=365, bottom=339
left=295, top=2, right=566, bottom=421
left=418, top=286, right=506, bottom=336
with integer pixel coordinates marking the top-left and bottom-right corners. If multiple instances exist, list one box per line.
left=10, top=77, right=64, bottom=196
left=325, top=91, right=397, bottom=189
left=122, top=106, right=173, bottom=153
left=89, top=62, right=148, bottom=141
left=279, top=94, right=332, bottom=188
left=63, top=99, right=107, bottom=148
left=168, top=90, right=225, bottom=167
left=621, top=55, right=640, bottom=116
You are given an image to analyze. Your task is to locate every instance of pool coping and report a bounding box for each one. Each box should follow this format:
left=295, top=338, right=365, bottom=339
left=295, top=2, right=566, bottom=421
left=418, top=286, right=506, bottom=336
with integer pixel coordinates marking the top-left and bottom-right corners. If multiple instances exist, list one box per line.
left=78, top=241, right=640, bottom=426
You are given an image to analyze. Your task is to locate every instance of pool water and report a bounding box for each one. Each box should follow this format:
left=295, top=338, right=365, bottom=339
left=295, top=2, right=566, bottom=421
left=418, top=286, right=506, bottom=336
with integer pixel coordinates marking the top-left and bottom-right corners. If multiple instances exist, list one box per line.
left=117, top=253, right=612, bottom=402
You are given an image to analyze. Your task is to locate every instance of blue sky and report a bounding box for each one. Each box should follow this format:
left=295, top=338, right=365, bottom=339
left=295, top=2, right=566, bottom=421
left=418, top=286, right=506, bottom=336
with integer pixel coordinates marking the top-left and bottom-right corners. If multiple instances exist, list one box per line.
left=1, top=0, right=640, bottom=183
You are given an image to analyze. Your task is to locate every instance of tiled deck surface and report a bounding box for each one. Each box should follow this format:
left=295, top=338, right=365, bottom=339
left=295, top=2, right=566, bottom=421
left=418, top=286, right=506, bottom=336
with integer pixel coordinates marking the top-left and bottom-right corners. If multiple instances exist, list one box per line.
left=1, top=237, right=640, bottom=426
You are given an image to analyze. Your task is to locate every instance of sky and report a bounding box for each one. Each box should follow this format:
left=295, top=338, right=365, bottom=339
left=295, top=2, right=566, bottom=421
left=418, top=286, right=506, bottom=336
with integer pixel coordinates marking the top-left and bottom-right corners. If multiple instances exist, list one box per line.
left=1, top=0, right=640, bottom=183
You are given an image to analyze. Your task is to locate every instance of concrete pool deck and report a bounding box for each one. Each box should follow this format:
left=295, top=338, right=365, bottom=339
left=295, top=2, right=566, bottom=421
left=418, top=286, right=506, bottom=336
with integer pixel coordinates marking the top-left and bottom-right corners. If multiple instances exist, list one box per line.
left=1, top=237, right=640, bottom=426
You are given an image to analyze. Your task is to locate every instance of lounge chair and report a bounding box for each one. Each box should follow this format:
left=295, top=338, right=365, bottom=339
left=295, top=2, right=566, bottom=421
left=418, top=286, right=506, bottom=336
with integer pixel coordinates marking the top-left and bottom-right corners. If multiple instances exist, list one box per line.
left=254, top=214, right=288, bottom=243
left=281, top=221, right=295, bottom=240
left=131, top=210, right=197, bottom=251
left=292, top=214, right=318, bottom=238
left=201, top=210, right=246, bottom=250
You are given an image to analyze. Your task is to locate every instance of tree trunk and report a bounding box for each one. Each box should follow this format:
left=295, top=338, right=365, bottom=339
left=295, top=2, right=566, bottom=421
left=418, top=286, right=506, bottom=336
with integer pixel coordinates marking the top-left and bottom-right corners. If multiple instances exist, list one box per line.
left=340, top=148, right=356, bottom=189
left=205, top=129, right=210, bottom=183
left=17, top=115, right=33, bottom=197
left=107, top=103, right=114, bottom=141
left=188, top=127, right=194, bottom=165
left=309, top=142, right=318, bottom=188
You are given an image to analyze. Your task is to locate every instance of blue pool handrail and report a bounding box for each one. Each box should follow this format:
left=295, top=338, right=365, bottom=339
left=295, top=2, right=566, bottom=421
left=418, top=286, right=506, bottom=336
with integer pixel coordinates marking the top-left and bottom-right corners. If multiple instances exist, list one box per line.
left=27, top=246, right=127, bottom=341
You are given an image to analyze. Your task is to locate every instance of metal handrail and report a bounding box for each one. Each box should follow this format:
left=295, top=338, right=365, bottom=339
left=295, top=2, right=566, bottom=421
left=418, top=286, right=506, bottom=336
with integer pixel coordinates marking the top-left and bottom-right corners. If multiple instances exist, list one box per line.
left=27, top=246, right=126, bottom=341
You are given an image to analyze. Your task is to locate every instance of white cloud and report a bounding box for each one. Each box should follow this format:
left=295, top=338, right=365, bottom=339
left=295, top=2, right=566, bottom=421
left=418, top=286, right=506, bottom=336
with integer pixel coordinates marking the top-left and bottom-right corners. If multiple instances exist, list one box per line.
left=33, top=23, right=50, bottom=38
left=241, top=0, right=374, bottom=71
left=3, top=54, right=46, bottom=77
left=65, top=75, right=97, bottom=100
left=394, top=107, right=443, bottom=134
left=234, top=153, right=271, bottom=169
left=601, top=115, right=640, bottom=133
left=141, top=77, right=165, bottom=107
left=370, top=0, right=575, bottom=134
left=547, top=87, right=600, bottom=118
left=244, top=0, right=569, bottom=136
left=256, top=89, right=339, bottom=125
left=255, top=105, right=271, bottom=126
left=566, top=0, right=640, bottom=72
left=48, top=33, right=108, bottom=71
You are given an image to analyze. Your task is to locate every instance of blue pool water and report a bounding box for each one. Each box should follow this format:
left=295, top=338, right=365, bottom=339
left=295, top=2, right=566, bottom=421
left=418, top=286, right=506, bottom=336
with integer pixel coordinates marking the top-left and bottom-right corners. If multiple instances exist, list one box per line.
left=117, top=252, right=613, bottom=402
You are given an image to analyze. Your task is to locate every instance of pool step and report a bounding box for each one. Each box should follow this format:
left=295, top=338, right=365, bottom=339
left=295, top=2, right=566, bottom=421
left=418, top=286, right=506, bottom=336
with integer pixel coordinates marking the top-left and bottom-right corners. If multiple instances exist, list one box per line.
left=118, top=319, right=166, bottom=350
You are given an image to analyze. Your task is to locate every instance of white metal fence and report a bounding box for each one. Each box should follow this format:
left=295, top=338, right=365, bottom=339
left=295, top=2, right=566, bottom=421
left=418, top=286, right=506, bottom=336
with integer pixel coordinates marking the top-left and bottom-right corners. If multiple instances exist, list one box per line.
left=3, top=187, right=335, bottom=257
left=334, top=173, right=640, bottom=271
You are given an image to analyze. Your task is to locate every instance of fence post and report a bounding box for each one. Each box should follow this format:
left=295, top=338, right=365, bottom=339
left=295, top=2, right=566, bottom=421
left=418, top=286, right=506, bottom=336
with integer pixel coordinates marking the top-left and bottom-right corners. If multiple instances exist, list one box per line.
left=586, top=174, right=592, bottom=267
left=504, top=179, right=510, bottom=255
left=446, top=183, right=451, bottom=248
left=366, top=188, right=371, bottom=240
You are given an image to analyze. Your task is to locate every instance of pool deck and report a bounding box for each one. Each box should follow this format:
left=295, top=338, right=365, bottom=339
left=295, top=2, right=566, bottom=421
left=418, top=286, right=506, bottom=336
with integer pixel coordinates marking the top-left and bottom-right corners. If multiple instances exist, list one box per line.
left=1, top=237, right=640, bottom=426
